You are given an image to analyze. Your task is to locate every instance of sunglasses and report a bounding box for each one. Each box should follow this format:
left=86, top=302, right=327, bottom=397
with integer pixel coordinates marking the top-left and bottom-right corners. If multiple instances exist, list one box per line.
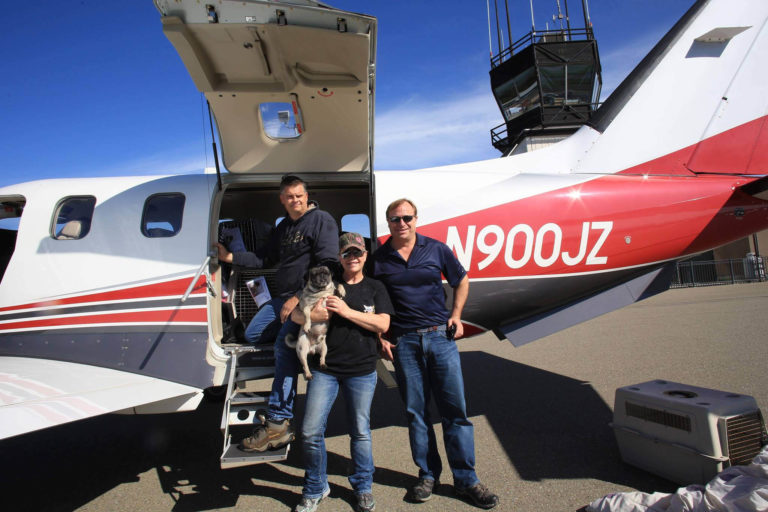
left=341, top=247, right=365, bottom=259
left=388, top=215, right=415, bottom=224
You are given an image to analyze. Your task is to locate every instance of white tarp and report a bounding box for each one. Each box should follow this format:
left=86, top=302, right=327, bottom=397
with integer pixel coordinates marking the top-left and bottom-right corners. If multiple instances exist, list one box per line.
left=587, top=446, right=768, bottom=512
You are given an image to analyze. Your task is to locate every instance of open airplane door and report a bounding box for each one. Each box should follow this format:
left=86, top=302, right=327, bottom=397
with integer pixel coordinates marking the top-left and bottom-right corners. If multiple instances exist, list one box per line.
left=156, top=0, right=376, bottom=176
left=155, top=0, right=378, bottom=467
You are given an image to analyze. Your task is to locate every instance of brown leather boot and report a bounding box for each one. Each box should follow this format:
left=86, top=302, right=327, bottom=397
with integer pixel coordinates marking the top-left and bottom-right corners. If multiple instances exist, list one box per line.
left=239, top=418, right=294, bottom=452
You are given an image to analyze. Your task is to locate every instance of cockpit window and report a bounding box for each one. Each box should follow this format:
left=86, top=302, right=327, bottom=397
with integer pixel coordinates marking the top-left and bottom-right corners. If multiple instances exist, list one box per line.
left=142, top=193, right=185, bottom=238
left=259, top=102, right=303, bottom=140
left=52, top=196, right=96, bottom=240
left=1, top=197, right=25, bottom=285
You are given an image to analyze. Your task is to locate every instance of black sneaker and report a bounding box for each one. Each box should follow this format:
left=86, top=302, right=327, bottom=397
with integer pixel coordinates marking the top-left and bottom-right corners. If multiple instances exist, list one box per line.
left=408, top=478, right=436, bottom=502
left=455, top=482, right=499, bottom=509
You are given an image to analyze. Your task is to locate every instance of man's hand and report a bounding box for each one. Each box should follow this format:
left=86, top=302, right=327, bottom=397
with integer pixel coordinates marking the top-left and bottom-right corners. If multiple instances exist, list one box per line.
left=309, top=299, right=330, bottom=322
left=280, top=295, right=300, bottom=323
left=378, top=337, right=394, bottom=361
left=216, top=242, right=233, bottom=264
left=447, top=317, right=464, bottom=339
left=291, top=298, right=330, bottom=325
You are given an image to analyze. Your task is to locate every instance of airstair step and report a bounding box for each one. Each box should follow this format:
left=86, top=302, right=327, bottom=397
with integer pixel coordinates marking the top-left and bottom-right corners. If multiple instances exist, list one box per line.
left=237, top=351, right=275, bottom=367
left=219, top=344, right=282, bottom=468
left=231, top=393, right=268, bottom=405
left=220, top=443, right=290, bottom=469
left=228, top=404, right=267, bottom=426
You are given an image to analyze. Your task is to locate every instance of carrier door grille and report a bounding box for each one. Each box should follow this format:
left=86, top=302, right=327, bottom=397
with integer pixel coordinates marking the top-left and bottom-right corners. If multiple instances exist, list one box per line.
left=725, top=411, right=767, bottom=466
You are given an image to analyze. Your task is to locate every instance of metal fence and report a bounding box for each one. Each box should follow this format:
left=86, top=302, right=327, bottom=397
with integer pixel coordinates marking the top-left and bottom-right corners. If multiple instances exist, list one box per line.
left=670, top=257, right=766, bottom=288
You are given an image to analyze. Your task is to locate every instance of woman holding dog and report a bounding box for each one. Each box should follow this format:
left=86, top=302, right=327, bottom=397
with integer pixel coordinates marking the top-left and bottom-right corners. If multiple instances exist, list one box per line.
left=291, top=232, right=394, bottom=512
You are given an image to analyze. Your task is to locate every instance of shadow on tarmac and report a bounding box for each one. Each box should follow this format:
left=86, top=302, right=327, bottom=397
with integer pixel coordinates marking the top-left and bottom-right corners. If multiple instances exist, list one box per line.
left=458, top=351, right=675, bottom=492
left=0, top=350, right=676, bottom=511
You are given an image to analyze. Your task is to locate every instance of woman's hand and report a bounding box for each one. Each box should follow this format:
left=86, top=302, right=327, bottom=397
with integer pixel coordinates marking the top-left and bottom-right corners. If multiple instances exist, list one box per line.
left=378, top=336, right=394, bottom=361
left=324, top=295, right=350, bottom=318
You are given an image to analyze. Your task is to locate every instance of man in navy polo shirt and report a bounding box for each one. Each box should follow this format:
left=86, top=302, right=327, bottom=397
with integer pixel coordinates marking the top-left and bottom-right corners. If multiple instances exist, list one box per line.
left=373, top=198, right=499, bottom=510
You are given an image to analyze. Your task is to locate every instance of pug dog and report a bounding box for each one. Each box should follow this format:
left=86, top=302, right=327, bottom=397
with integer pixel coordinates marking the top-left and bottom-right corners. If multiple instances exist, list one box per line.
left=284, top=265, right=345, bottom=380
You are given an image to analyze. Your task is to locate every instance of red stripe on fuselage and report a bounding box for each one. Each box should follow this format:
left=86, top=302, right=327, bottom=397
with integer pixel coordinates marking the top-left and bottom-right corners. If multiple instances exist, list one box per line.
left=0, top=308, right=207, bottom=331
left=0, top=277, right=207, bottom=314
left=460, top=323, right=486, bottom=337
left=412, top=174, right=766, bottom=279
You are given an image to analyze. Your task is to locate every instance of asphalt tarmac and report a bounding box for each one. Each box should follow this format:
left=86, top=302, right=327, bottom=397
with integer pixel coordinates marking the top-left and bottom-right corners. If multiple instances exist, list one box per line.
left=2, top=282, right=767, bottom=512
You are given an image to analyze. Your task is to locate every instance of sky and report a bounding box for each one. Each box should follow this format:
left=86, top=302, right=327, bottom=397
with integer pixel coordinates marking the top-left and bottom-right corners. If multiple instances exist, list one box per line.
left=0, top=0, right=693, bottom=188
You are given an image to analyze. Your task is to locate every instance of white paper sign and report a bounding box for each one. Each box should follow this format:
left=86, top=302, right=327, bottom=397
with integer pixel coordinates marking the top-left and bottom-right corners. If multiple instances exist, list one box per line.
left=245, top=276, right=271, bottom=309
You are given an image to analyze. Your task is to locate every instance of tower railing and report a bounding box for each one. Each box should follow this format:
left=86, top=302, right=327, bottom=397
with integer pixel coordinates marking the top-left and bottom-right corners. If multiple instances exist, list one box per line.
left=491, top=27, right=595, bottom=68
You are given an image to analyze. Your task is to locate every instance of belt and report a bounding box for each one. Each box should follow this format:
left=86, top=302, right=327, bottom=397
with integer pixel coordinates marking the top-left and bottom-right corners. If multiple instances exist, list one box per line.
left=414, top=325, right=446, bottom=333
left=390, top=325, right=446, bottom=338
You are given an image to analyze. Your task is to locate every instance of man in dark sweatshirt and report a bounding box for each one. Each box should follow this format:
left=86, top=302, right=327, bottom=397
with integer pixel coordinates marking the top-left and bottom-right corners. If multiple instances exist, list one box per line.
left=216, top=175, right=338, bottom=451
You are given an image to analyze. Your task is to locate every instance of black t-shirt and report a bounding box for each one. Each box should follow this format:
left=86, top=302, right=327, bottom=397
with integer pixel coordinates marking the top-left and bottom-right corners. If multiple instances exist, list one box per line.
left=311, top=277, right=394, bottom=377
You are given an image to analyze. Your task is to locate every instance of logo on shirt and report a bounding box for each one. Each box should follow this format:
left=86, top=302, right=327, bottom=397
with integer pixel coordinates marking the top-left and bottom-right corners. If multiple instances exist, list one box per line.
left=363, top=304, right=375, bottom=313
left=282, top=231, right=305, bottom=246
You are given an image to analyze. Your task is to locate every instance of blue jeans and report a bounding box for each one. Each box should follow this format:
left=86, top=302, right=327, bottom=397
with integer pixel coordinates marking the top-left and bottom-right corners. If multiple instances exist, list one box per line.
left=393, top=330, right=478, bottom=489
left=245, top=297, right=300, bottom=421
left=301, top=370, right=377, bottom=498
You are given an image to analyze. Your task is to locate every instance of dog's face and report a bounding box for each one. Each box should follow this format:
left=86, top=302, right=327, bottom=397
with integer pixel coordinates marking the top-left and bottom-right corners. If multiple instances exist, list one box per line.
left=307, top=266, right=333, bottom=291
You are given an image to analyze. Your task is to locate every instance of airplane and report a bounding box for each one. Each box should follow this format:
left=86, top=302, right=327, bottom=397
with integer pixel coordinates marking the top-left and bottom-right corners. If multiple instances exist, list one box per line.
left=1, top=0, right=767, bottom=466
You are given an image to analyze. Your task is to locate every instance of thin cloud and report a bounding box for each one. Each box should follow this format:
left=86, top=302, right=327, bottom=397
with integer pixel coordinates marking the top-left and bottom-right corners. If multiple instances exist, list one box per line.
left=97, top=147, right=208, bottom=178
left=599, top=29, right=666, bottom=99
left=5, top=88, right=503, bottom=184
left=374, top=85, right=502, bottom=170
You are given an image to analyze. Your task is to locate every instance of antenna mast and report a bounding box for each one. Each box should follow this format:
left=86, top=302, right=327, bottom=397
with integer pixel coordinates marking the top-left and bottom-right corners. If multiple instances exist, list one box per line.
left=486, top=0, right=493, bottom=58
left=529, top=0, right=536, bottom=33
left=555, top=0, right=565, bottom=31
left=582, top=0, right=592, bottom=32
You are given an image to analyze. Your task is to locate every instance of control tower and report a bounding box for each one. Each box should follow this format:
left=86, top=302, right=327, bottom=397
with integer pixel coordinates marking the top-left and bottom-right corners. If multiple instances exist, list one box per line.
left=488, top=0, right=602, bottom=155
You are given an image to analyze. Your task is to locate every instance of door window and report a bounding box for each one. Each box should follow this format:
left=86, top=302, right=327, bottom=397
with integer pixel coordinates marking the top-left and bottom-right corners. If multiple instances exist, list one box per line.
left=259, top=102, right=303, bottom=140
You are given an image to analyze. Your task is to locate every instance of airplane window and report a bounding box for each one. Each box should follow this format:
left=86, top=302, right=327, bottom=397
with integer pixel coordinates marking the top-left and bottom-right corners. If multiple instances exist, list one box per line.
left=142, top=193, right=185, bottom=238
left=259, top=102, right=303, bottom=140
left=0, top=198, right=24, bottom=284
left=341, top=213, right=370, bottom=238
left=52, top=196, right=96, bottom=240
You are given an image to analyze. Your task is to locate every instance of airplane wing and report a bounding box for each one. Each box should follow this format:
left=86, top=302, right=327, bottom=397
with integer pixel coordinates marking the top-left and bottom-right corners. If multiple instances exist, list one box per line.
left=0, top=356, right=202, bottom=440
